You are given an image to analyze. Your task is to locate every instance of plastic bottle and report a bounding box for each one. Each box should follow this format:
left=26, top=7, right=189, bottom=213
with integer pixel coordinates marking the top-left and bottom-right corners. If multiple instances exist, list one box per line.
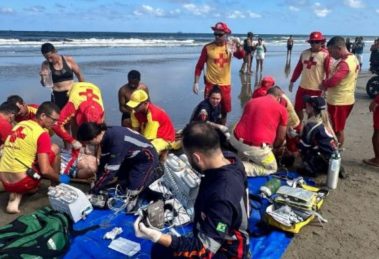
left=42, top=66, right=53, bottom=88
left=327, top=151, right=341, bottom=189
left=260, top=178, right=281, bottom=197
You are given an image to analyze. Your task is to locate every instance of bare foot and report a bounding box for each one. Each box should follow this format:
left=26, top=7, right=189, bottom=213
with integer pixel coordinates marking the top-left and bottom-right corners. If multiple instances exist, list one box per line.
left=363, top=158, right=379, bottom=168
left=6, top=193, right=22, bottom=214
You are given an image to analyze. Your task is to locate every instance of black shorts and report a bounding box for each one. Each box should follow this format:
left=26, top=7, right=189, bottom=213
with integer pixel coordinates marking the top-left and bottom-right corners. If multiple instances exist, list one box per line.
left=121, top=112, right=131, bottom=124
left=51, top=90, right=69, bottom=109
left=287, top=45, right=293, bottom=51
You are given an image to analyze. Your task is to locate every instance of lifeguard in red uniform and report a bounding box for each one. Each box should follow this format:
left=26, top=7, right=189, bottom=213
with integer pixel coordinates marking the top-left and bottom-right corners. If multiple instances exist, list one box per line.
left=53, top=82, right=104, bottom=150
left=193, top=22, right=245, bottom=124
left=289, top=31, right=331, bottom=121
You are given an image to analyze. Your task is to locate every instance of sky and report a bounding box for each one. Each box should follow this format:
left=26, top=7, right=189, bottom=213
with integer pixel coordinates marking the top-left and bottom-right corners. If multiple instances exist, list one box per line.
left=0, top=0, right=378, bottom=35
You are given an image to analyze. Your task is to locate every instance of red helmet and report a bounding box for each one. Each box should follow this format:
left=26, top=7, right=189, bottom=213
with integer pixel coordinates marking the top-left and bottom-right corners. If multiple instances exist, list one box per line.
left=307, top=31, right=326, bottom=42
left=211, top=22, right=231, bottom=34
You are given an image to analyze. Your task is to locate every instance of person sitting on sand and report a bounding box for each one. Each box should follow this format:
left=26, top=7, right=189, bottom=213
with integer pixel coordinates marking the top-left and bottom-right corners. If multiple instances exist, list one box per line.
left=118, top=70, right=149, bottom=127
left=127, top=90, right=176, bottom=154
left=190, top=85, right=222, bottom=124
left=0, top=102, right=61, bottom=214
left=53, top=82, right=105, bottom=150
left=6, top=95, right=38, bottom=123
left=363, top=95, right=379, bottom=167
left=77, top=122, right=161, bottom=212
left=0, top=102, right=19, bottom=147
left=298, top=96, right=346, bottom=177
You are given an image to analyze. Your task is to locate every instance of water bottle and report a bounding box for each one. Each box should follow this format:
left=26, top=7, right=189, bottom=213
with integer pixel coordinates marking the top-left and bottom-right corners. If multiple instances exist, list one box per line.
left=327, top=151, right=341, bottom=189
left=41, top=66, right=53, bottom=88
left=227, top=36, right=240, bottom=54
left=260, top=178, right=281, bottom=197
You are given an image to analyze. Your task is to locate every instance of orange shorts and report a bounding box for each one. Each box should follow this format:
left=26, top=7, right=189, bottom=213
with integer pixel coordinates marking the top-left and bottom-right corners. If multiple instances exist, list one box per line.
left=328, top=104, right=354, bottom=133
left=374, top=109, right=379, bottom=130
left=294, top=87, right=322, bottom=112
left=2, top=176, right=39, bottom=194
left=204, top=82, right=231, bottom=114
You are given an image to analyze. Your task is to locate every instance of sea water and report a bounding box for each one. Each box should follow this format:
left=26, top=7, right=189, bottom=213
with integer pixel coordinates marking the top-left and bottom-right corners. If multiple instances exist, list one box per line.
left=0, top=31, right=375, bottom=128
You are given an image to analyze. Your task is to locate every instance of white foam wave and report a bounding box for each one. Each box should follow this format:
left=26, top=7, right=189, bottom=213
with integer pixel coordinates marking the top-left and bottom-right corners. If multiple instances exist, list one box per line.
left=0, top=38, right=202, bottom=48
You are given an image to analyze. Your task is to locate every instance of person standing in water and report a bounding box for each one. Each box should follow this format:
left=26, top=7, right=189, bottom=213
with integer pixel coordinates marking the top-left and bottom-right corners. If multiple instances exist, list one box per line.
left=40, top=43, right=85, bottom=109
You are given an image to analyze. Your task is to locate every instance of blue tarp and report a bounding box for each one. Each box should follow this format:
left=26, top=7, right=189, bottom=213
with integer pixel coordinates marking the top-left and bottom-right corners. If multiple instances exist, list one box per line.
left=65, top=173, right=302, bottom=259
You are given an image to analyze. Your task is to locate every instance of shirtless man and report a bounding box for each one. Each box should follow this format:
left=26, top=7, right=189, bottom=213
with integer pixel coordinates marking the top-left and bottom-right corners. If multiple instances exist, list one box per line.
left=118, top=70, right=149, bottom=127
left=40, top=43, right=84, bottom=109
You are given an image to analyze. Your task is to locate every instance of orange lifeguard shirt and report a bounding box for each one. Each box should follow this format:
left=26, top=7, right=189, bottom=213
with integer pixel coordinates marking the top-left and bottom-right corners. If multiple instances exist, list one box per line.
left=131, top=103, right=175, bottom=142
left=0, top=120, right=51, bottom=173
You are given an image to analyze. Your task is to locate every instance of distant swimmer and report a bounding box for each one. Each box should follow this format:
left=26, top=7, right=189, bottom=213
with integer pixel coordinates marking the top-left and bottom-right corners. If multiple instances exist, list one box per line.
left=40, top=43, right=84, bottom=109
left=287, top=35, right=294, bottom=57
left=118, top=70, right=149, bottom=127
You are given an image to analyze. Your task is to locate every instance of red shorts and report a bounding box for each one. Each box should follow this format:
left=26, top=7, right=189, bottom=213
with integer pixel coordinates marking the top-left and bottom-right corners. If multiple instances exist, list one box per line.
left=204, top=82, right=231, bottom=114
left=374, top=109, right=379, bottom=130
left=328, top=104, right=354, bottom=133
left=286, top=123, right=302, bottom=152
left=294, top=87, right=322, bottom=112
left=2, top=176, right=39, bottom=194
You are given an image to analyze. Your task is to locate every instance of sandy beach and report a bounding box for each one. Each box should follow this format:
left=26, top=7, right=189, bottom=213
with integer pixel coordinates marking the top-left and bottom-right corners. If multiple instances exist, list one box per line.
left=0, top=33, right=378, bottom=258
left=284, top=72, right=379, bottom=259
left=0, top=72, right=378, bottom=258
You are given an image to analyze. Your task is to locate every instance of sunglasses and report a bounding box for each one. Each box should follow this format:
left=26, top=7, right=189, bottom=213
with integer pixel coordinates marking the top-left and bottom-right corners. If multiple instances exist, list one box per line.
left=46, top=113, right=59, bottom=122
left=309, top=41, right=322, bottom=44
left=214, top=32, right=225, bottom=37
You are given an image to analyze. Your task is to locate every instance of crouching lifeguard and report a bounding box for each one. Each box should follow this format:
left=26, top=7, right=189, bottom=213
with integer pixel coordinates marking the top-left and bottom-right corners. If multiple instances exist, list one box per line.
left=0, top=102, right=61, bottom=214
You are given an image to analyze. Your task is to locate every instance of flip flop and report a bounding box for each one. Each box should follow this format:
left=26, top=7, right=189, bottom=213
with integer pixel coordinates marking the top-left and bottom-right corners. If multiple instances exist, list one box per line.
left=362, top=159, right=379, bottom=168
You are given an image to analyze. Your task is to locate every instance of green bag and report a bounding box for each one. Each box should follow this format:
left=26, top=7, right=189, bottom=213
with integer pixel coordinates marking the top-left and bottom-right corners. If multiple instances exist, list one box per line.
left=0, top=206, right=70, bottom=259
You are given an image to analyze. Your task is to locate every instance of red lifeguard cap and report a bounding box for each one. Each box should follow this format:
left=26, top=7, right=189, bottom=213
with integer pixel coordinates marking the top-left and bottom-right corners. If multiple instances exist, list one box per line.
left=260, top=76, right=276, bottom=89
left=211, top=22, right=231, bottom=34
left=307, top=31, right=326, bottom=42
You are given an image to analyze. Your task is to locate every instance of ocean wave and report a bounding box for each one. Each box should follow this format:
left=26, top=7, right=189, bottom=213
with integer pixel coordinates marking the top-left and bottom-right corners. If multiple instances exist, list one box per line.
left=0, top=38, right=202, bottom=48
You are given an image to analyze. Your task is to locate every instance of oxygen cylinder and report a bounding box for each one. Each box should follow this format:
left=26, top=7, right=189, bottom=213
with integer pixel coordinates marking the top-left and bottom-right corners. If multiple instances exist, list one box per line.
left=327, top=151, right=341, bottom=189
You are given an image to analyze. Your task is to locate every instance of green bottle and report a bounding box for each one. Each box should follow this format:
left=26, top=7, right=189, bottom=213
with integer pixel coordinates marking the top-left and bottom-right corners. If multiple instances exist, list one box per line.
left=260, top=178, right=281, bottom=197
